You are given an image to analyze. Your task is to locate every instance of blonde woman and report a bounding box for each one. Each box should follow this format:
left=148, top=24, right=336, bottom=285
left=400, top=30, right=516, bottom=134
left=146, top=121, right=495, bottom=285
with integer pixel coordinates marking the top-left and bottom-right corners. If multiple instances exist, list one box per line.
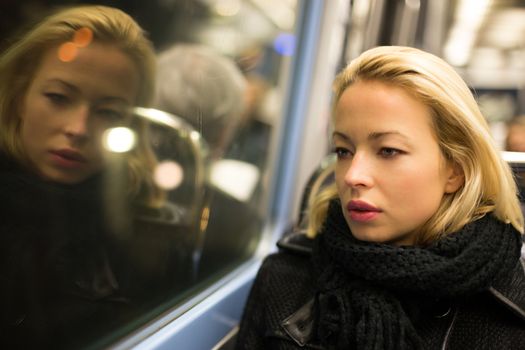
left=236, top=46, right=525, bottom=349
left=0, top=5, right=161, bottom=348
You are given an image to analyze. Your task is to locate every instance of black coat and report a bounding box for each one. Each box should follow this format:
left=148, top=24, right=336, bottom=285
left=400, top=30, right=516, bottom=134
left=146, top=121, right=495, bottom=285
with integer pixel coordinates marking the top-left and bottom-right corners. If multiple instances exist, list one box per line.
left=236, top=233, right=525, bottom=349
left=0, top=155, right=193, bottom=349
left=0, top=155, right=135, bottom=349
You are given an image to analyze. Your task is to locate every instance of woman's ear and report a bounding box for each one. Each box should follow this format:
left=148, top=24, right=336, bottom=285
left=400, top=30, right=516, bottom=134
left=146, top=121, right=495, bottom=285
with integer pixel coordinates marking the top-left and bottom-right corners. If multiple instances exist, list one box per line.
left=444, top=162, right=464, bottom=194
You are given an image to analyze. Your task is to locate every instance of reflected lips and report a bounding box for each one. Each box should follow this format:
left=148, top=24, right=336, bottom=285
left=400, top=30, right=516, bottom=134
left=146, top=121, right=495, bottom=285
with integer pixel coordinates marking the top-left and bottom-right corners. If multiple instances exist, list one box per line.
left=50, top=149, right=86, bottom=169
left=347, top=200, right=381, bottom=222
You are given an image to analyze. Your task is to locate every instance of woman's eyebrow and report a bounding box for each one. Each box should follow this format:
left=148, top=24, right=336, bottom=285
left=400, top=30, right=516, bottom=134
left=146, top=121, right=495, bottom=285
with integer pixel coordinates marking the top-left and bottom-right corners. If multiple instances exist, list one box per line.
left=368, top=130, right=408, bottom=141
left=43, top=78, right=78, bottom=93
left=332, top=130, right=408, bottom=141
left=332, top=131, right=350, bottom=141
left=44, top=79, right=132, bottom=105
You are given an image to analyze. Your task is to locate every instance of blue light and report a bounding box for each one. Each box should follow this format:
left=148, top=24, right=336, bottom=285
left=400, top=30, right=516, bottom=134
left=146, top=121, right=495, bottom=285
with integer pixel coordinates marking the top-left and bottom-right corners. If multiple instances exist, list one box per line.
left=273, top=33, right=295, bottom=56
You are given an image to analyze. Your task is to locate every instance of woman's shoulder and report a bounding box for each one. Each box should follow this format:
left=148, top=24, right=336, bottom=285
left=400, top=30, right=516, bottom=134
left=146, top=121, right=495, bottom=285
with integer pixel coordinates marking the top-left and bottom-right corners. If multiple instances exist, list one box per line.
left=444, top=258, right=525, bottom=349
left=487, top=257, right=525, bottom=322
left=241, top=233, right=317, bottom=341
left=257, top=232, right=314, bottom=278
left=259, top=233, right=313, bottom=276
left=276, top=231, right=314, bottom=256
left=251, top=233, right=316, bottom=300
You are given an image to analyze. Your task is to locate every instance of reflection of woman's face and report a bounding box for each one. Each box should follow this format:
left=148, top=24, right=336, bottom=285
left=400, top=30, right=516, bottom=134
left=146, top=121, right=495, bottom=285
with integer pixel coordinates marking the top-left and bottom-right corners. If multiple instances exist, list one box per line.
left=333, top=80, right=461, bottom=246
left=20, top=42, right=139, bottom=184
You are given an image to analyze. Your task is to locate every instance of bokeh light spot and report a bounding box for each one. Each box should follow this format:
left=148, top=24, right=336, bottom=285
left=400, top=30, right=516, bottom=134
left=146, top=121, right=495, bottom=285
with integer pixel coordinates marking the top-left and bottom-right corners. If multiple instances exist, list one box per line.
left=154, top=160, right=184, bottom=190
left=58, top=42, right=78, bottom=62
left=73, top=27, right=93, bottom=47
left=273, top=33, right=295, bottom=56
left=103, top=127, right=136, bottom=153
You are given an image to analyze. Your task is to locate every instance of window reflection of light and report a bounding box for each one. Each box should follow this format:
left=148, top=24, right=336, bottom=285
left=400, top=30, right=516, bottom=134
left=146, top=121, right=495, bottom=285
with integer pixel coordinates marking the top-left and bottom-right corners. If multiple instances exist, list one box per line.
left=210, top=159, right=260, bottom=202
left=103, top=127, right=136, bottom=153
left=73, top=27, right=93, bottom=47
left=57, top=28, right=93, bottom=62
left=58, top=42, right=78, bottom=62
left=273, top=33, right=295, bottom=56
left=190, top=131, right=202, bottom=142
left=154, top=160, right=184, bottom=190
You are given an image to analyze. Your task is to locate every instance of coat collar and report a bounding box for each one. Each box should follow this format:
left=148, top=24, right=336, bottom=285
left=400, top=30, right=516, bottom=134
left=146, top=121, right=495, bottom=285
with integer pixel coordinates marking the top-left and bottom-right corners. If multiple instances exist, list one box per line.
left=277, top=232, right=313, bottom=255
left=281, top=298, right=316, bottom=347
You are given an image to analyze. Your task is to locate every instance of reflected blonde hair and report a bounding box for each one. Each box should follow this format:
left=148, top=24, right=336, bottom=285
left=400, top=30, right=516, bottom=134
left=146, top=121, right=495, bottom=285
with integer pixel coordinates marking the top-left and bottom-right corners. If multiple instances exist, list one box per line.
left=0, top=5, right=162, bottom=205
left=307, top=46, right=524, bottom=243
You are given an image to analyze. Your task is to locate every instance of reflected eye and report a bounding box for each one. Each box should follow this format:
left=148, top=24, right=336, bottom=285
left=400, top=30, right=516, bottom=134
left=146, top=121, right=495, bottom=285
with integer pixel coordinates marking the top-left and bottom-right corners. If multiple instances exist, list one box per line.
left=44, top=92, right=69, bottom=105
left=334, top=147, right=352, bottom=160
left=379, top=147, right=401, bottom=158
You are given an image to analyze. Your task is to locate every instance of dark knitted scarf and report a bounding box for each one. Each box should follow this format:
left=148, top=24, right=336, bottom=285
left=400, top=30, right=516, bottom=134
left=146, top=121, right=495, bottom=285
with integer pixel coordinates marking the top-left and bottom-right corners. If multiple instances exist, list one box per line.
left=312, top=199, right=522, bottom=350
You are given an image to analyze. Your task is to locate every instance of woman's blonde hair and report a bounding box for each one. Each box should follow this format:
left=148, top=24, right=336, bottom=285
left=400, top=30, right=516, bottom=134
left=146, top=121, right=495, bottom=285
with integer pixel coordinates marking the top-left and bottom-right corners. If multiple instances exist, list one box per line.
left=0, top=5, right=162, bottom=205
left=307, top=46, right=524, bottom=243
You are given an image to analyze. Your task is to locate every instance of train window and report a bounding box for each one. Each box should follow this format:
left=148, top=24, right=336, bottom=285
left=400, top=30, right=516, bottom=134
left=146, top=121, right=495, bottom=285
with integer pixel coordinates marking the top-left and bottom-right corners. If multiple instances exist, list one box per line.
left=0, top=0, right=298, bottom=348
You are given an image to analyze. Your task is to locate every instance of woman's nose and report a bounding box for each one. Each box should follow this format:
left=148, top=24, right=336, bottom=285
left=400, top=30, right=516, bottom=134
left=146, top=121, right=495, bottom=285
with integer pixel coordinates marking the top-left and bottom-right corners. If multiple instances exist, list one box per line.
left=344, top=153, right=373, bottom=188
left=64, top=106, right=90, bottom=140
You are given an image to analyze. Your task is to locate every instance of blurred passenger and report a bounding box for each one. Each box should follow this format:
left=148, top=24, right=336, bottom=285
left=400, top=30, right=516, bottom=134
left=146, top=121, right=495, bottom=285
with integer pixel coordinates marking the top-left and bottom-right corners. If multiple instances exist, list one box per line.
left=506, top=114, right=525, bottom=152
left=505, top=114, right=525, bottom=234
left=155, top=44, right=246, bottom=160
left=155, top=44, right=263, bottom=279
left=154, top=43, right=245, bottom=212
left=227, top=73, right=273, bottom=171
left=229, top=46, right=275, bottom=173
left=237, top=46, right=525, bottom=349
left=0, top=5, right=163, bottom=348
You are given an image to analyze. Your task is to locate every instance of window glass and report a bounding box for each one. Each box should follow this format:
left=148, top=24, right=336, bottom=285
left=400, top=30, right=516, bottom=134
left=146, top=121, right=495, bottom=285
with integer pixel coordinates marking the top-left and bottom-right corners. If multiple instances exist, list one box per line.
left=0, top=0, right=297, bottom=348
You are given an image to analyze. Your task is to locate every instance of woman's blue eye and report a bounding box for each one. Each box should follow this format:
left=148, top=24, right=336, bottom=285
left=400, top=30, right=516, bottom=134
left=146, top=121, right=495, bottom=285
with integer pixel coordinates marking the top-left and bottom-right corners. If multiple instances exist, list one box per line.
left=379, top=147, right=401, bottom=158
left=334, top=147, right=352, bottom=159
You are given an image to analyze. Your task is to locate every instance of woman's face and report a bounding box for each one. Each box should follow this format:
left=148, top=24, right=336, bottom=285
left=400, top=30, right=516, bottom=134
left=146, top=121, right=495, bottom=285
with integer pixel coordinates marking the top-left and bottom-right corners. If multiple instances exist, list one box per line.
left=20, top=42, right=139, bottom=184
left=333, top=80, right=462, bottom=246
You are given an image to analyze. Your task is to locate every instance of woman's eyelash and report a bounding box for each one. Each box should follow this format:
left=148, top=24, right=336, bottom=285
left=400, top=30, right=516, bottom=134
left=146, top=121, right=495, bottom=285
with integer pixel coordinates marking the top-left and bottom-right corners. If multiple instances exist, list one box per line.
left=332, top=147, right=403, bottom=158
left=379, top=147, right=403, bottom=157
left=333, top=147, right=353, bottom=158
left=44, top=92, right=69, bottom=104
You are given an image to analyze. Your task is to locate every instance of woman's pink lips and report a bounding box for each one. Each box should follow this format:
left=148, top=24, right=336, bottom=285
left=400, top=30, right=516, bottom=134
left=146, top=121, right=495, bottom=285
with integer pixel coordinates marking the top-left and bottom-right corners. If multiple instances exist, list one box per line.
left=49, top=149, right=87, bottom=169
left=347, top=200, right=381, bottom=222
